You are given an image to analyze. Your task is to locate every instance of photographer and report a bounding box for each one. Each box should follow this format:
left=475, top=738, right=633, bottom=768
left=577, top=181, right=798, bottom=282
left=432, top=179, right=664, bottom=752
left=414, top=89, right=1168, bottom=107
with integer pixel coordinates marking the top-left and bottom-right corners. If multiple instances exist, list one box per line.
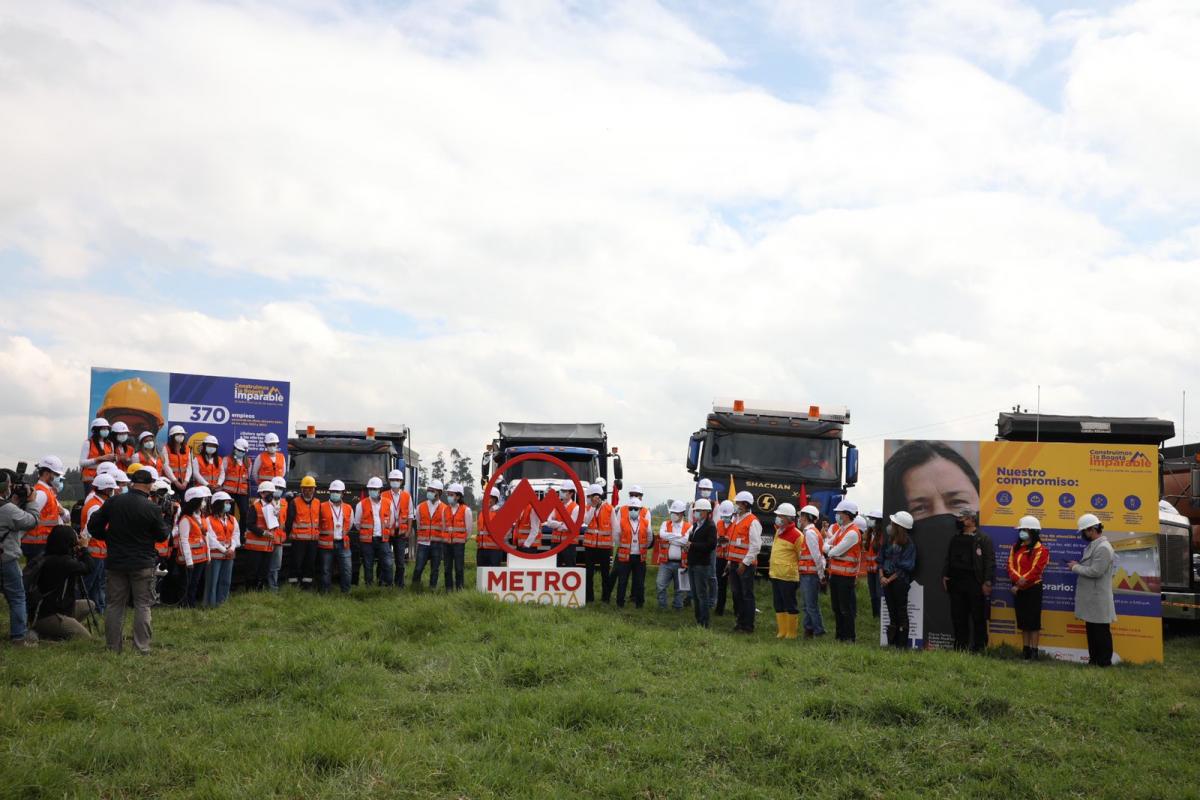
left=31, top=524, right=96, bottom=640
left=1, top=468, right=38, bottom=646
left=87, top=466, right=170, bottom=654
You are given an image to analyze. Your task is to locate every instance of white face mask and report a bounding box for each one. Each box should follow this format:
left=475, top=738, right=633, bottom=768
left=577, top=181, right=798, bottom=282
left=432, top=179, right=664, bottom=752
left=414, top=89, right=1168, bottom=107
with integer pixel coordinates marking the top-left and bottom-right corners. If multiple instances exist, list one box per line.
left=52, top=476, right=64, bottom=491
left=116, top=434, right=128, bottom=444
left=173, top=435, right=185, bottom=444
left=670, top=513, right=682, bottom=523
left=558, top=492, right=570, bottom=502
left=120, top=485, right=129, bottom=494
left=144, top=440, right=155, bottom=450
left=205, top=446, right=217, bottom=456
left=693, top=511, right=706, bottom=521
left=368, top=489, right=380, bottom=500
left=775, top=516, right=787, bottom=528
left=329, top=492, right=342, bottom=503
left=426, top=491, right=437, bottom=501
left=699, top=490, right=711, bottom=499
left=97, top=429, right=109, bottom=439
left=390, top=481, right=402, bottom=490
left=265, top=445, right=278, bottom=454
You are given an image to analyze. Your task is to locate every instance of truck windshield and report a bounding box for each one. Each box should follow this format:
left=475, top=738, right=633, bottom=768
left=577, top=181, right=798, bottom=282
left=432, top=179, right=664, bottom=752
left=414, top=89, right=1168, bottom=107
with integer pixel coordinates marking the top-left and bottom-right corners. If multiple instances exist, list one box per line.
left=706, top=431, right=839, bottom=481
left=505, top=456, right=598, bottom=484
left=290, top=451, right=391, bottom=486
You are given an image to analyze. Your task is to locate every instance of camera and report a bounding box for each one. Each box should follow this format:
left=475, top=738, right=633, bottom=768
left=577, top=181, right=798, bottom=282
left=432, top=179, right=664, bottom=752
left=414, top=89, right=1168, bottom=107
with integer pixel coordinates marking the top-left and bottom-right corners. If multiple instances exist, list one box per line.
left=1, top=462, right=32, bottom=504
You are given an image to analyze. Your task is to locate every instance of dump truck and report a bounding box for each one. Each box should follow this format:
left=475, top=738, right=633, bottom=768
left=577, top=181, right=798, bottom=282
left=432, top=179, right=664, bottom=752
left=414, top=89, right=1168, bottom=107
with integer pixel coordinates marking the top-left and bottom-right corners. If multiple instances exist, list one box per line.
left=686, top=399, right=859, bottom=567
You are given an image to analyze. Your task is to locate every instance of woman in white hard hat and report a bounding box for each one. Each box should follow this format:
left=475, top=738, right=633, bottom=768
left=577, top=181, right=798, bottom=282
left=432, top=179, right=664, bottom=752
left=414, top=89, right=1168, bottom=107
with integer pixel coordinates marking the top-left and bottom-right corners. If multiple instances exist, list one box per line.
left=862, top=511, right=885, bottom=619
left=205, top=491, right=240, bottom=607
left=319, top=480, right=353, bottom=593
left=110, top=421, right=135, bottom=472
left=823, top=499, right=862, bottom=642
left=80, top=417, right=116, bottom=494
left=723, top=491, right=762, bottom=633
left=176, top=486, right=211, bottom=608
left=218, top=438, right=252, bottom=524
left=879, top=511, right=917, bottom=648
left=796, top=505, right=826, bottom=638
left=252, top=433, right=286, bottom=485
left=164, top=425, right=191, bottom=494
left=686, top=499, right=717, bottom=627
left=581, top=484, right=615, bottom=603
left=194, top=435, right=222, bottom=488
left=269, top=476, right=290, bottom=591
left=441, top=483, right=471, bottom=591
left=243, top=481, right=280, bottom=590
left=1068, top=513, right=1115, bottom=667
left=1008, top=516, right=1049, bottom=660
left=132, top=430, right=165, bottom=474
left=654, top=501, right=692, bottom=611
left=768, top=503, right=803, bottom=639
left=713, top=500, right=736, bottom=617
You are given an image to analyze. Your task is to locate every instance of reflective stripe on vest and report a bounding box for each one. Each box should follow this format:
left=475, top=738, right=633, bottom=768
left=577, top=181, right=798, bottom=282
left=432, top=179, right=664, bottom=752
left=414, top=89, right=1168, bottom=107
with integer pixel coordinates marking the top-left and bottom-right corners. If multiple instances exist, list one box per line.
left=138, top=453, right=165, bottom=475
left=357, top=500, right=390, bottom=543
left=616, top=507, right=651, bottom=563
left=417, top=501, right=445, bottom=545
left=319, top=501, right=352, bottom=550
left=828, top=524, right=862, bottom=577
left=176, top=515, right=210, bottom=565
left=221, top=456, right=249, bottom=495
left=83, top=495, right=107, bottom=558
left=291, top=497, right=321, bottom=541
left=196, top=456, right=221, bottom=486
left=445, top=504, right=469, bottom=544
left=114, top=444, right=135, bottom=471
left=82, top=439, right=114, bottom=482
left=256, top=452, right=285, bottom=480
left=715, top=519, right=730, bottom=559
left=725, top=514, right=754, bottom=562
left=654, top=520, right=692, bottom=567
left=477, top=505, right=499, bottom=549
left=549, top=501, right=578, bottom=544
left=243, top=500, right=276, bottom=552
left=166, top=450, right=190, bottom=482
left=274, top=499, right=288, bottom=544
left=583, top=503, right=614, bottom=548
left=209, top=515, right=237, bottom=560
left=27, top=484, right=59, bottom=545
left=798, top=525, right=821, bottom=575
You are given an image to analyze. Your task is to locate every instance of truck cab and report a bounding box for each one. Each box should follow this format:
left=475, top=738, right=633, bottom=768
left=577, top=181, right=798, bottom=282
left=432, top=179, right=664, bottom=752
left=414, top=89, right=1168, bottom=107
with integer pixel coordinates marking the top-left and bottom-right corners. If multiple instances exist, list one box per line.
left=288, top=422, right=419, bottom=498
left=687, top=399, right=859, bottom=566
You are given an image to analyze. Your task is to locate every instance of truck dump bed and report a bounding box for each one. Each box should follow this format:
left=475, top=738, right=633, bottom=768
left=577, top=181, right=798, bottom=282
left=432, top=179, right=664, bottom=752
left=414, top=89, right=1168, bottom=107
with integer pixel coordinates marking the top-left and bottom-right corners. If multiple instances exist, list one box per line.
left=498, top=422, right=606, bottom=443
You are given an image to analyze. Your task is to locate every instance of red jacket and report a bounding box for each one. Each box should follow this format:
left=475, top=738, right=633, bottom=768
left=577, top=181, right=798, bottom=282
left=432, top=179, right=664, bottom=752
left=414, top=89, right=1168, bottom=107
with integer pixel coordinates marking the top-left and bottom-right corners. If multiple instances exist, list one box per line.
left=1007, top=542, right=1049, bottom=589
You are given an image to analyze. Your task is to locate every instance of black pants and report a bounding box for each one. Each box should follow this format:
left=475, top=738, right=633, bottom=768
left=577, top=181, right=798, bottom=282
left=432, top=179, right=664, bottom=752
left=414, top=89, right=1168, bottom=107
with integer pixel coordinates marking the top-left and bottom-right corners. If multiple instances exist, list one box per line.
left=291, top=540, right=318, bottom=587
left=249, top=549, right=272, bottom=590
left=829, top=574, right=857, bottom=641
left=477, top=548, right=503, bottom=568
left=1085, top=622, right=1113, bottom=666
left=231, top=493, right=250, bottom=529
left=583, top=547, right=611, bottom=603
left=391, top=536, right=408, bottom=587
left=614, top=555, right=646, bottom=608
left=883, top=577, right=910, bottom=647
left=715, top=563, right=729, bottom=615
left=948, top=577, right=988, bottom=651
left=443, top=543, right=465, bottom=590
left=728, top=563, right=756, bottom=631
left=557, top=546, right=577, bottom=568
left=182, top=562, right=206, bottom=607
left=771, top=578, right=798, bottom=614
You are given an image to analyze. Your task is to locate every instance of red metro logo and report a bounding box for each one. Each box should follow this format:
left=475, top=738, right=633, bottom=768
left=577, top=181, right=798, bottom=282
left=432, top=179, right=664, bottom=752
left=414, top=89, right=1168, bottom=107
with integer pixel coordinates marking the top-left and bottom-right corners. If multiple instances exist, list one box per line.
left=480, top=453, right=586, bottom=560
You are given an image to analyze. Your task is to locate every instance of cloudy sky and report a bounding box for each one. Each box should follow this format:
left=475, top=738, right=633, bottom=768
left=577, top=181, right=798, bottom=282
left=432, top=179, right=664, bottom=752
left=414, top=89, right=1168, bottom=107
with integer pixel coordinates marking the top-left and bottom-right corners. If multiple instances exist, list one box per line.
left=2, top=0, right=1198, bottom=510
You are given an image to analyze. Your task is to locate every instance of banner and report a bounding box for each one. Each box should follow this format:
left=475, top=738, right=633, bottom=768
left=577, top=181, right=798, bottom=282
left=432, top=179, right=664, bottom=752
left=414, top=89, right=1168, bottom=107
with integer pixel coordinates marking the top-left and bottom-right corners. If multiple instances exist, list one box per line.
left=88, top=367, right=290, bottom=460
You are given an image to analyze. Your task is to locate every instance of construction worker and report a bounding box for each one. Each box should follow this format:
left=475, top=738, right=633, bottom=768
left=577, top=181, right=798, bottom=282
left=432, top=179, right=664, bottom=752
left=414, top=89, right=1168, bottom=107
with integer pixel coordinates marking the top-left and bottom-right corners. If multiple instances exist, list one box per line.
left=80, top=473, right=117, bottom=612
left=1009, top=516, right=1049, bottom=661
left=861, top=511, right=884, bottom=618
left=286, top=476, right=321, bottom=589
left=613, top=495, right=652, bottom=609
left=163, top=425, right=192, bottom=492
left=544, top=479, right=580, bottom=567
left=353, top=476, right=394, bottom=587
left=251, top=432, right=286, bottom=485
left=192, top=435, right=222, bottom=488
left=319, top=480, right=353, bottom=593
left=879, top=511, right=916, bottom=648
left=176, top=486, right=211, bottom=607
left=243, top=481, right=280, bottom=590
left=442, top=483, right=472, bottom=591
left=713, top=500, right=735, bottom=616
left=386, top=470, right=414, bottom=588
left=23, top=456, right=69, bottom=560
left=581, top=484, right=614, bottom=603
left=219, top=438, right=252, bottom=524
left=111, top=422, right=136, bottom=471
left=655, top=500, right=692, bottom=610
left=414, top=480, right=446, bottom=588
left=476, top=487, right=504, bottom=569
left=268, top=475, right=290, bottom=591
left=132, top=431, right=164, bottom=474
left=767, top=503, right=802, bottom=639
left=80, top=417, right=116, bottom=493
left=797, top=505, right=826, bottom=638
left=823, top=499, right=861, bottom=642
left=722, top=491, right=762, bottom=634
left=1069, top=513, right=1115, bottom=667
left=204, top=491, right=240, bottom=606
left=941, top=509, right=994, bottom=652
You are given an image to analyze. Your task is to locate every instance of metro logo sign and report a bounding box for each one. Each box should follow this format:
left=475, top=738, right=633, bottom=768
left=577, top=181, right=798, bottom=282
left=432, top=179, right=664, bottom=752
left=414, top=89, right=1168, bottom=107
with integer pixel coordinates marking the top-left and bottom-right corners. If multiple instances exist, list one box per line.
left=480, top=452, right=586, bottom=560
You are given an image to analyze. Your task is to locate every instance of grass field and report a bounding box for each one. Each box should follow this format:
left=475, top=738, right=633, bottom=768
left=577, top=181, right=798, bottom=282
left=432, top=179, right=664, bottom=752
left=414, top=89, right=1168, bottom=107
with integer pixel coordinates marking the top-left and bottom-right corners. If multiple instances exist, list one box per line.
left=2, top=561, right=1199, bottom=800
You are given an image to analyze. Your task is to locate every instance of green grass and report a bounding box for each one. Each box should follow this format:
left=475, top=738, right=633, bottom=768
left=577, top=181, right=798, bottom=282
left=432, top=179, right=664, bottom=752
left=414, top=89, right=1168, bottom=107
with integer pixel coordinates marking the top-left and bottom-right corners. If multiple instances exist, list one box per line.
left=2, top=562, right=1199, bottom=800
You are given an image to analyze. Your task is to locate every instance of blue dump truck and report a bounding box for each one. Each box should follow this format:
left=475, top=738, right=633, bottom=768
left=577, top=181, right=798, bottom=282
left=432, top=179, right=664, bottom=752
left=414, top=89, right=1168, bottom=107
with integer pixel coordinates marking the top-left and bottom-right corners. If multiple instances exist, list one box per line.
left=686, top=400, right=859, bottom=566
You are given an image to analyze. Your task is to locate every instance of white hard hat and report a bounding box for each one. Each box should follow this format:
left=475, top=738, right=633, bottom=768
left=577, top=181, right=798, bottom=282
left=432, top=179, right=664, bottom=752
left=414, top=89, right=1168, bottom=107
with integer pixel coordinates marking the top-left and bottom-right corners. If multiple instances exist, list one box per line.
left=115, top=471, right=131, bottom=484
left=91, top=417, right=110, bottom=429
left=93, top=474, right=118, bottom=491
left=889, top=510, right=914, bottom=530
left=212, top=490, right=232, bottom=502
left=693, top=498, right=712, bottom=511
left=111, top=421, right=130, bottom=434
left=854, top=515, right=868, bottom=530
left=776, top=503, right=797, bottom=518
left=264, top=433, right=280, bottom=445
left=96, top=462, right=119, bottom=476
left=169, top=425, right=186, bottom=437
left=234, top=438, right=249, bottom=451
left=203, top=435, right=219, bottom=447
left=717, top=500, right=735, bottom=517
left=697, top=478, right=713, bottom=490
left=258, top=481, right=276, bottom=494
left=427, top=479, right=444, bottom=492
left=866, top=510, right=883, bottom=520
left=366, top=477, right=383, bottom=490
left=447, top=483, right=464, bottom=495
left=489, top=486, right=501, bottom=499
left=388, top=469, right=404, bottom=481
left=1159, top=499, right=1178, bottom=514
left=1076, top=513, right=1102, bottom=532
left=184, top=487, right=208, bottom=503
left=152, top=478, right=171, bottom=492
left=834, top=499, right=859, bottom=515
left=272, top=476, right=287, bottom=489
left=1017, top=515, right=1042, bottom=531
left=559, top=480, right=575, bottom=492
left=627, top=497, right=643, bottom=509
left=138, top=430, right=155, bottom=441
left=669, top=500, right=687, bottom=514
left=800, top=504, right=821, bottom=519
left=734, top=491, right=754, bottom=505
left=629, top=485, right=644, bottom=495
left=328, top=480, right=346, bottom=492
left=586, top=484, right=603, bottom=497
left=37, top=455, right=66, bottom=475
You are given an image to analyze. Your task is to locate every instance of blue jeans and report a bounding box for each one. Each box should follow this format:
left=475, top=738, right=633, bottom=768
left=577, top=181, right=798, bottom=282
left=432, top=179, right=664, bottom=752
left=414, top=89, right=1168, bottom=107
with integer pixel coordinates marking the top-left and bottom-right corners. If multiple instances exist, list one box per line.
left=320, top=546, right=352, bottom=593
left=268, top=545, right=283, bottom=591
left=361, top=539, right=395, bottom=586
left=1, top=557, right=27, bottom=640
left=655, top=561, right=686, bottom=609
left=443, top=542, right=465, bottom=590
left=84, top=558, right=107, bottom=612
left=800, top=574, right=825, bottom=635
left=689, top=564, right=714, bottom=627
left=391, top=536, right=408, bottom=587
left=708, top=550, right=718, bottom=609
left=205, top=558, right=234, bottom=606
left=414, top=542, right=443, bottom=588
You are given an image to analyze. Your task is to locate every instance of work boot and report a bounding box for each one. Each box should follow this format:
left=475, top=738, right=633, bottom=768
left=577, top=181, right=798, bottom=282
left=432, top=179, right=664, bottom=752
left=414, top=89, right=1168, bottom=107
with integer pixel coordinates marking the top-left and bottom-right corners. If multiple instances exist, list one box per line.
left=775, top=613, right=786, bottom=639
left=784, top=614, right=799, bottom=640
left=886, top=625, right=897, bottom=646
left=804, top=628, right=814, bottom=639
left=1022, top=646, right=1032, bottom=661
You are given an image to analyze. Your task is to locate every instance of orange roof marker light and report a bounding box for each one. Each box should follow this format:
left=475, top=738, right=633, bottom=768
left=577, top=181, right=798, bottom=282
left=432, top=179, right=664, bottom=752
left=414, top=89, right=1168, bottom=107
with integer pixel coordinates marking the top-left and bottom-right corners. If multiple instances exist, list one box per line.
left=366, top=427, right=376, bottom=440
left=732, top=399, right=746, bottom=413
left=306, top=425, right=316, bottom=437
left=809, top=405, right=820, bottom=420
left=713, top=399, right=850, bottom=424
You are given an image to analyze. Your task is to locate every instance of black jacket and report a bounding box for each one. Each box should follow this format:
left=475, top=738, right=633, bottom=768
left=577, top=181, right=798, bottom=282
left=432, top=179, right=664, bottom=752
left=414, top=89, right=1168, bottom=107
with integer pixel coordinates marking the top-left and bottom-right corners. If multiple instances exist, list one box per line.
left=36, top=552, right=93, bottom=618
left=87, top=489, right=170, bottom=572
left=687, top=519, right=717, bottom=564
left=942, top=530, right=996, bottom=585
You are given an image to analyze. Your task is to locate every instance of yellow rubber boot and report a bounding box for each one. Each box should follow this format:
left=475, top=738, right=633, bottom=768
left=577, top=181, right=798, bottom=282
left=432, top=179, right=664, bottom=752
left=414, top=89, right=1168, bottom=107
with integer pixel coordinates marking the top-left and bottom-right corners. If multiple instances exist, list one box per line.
left=775, top=613, right=786, bottom=639
left=785, top=614, right=800, bottom=639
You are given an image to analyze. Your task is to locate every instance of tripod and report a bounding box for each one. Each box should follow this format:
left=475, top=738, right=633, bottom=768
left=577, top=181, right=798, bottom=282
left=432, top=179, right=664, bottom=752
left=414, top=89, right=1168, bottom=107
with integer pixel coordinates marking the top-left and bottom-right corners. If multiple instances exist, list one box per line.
left=69, top=573, right=102, bottom=635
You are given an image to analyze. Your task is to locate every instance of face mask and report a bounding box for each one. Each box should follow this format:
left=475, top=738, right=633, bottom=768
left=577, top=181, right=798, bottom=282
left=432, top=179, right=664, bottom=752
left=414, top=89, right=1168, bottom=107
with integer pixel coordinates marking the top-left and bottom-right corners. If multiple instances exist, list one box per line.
left=693, top=511, right=706, bottom=521
left=558, top=492, right=570, bottom=502
left=116, top=434, right=128, bottom=444
left=173, top=435, right=184, bottom=444
left=144, top=440, right=155, bottom=450
left=447, top=495, right=459, bottom=505
left=53, top=476, right=64, bottom=491
left=390, top=481, right=402, bottom=490
left=775, top=516, right=786, bottom=528
left=266, top=445, right=278, bottom=454
left=206, top=446, right=217, bottom=456
left=98, top=429, right=109, bottom=439
left=1018, top=530, right=1030, bottom=542
left=670, top=513, right=682, bottom=523
left=368, top=489, right=380, bottom=500
left=426, top=491, right=436, bottom=501
left=121, top=486, right=129, bottom=494
left=699, top=490, right=711, bottom=499
left=329, top=492, right=342, bottom=503
left=234, top=449, right=245, bottom=458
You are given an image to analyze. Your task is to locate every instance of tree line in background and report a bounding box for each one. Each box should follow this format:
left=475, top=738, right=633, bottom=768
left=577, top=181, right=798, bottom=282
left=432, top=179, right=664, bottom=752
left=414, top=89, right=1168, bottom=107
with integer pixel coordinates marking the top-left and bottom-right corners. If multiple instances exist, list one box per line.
left=419, top=448, right=476, bottom=508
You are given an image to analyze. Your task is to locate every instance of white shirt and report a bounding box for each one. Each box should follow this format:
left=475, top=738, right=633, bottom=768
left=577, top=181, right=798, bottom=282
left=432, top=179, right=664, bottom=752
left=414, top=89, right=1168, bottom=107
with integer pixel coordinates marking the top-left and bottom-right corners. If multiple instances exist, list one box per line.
left=733, top=512, right=763, bottom=567
left=250, top=450, right=282, bottom=485
left=163, top=447, right=192, bottom=485
left=825, top=525, right=860, bottom=558
left=353, top=498, right=384, bottom=538
left=205, top=515, right=241, bottom=556
left=802, top=524, right=826, bottom=579
left=658, top=519, right=690, bottom=562
left=178, top=513, right=204, bottom=567
left=80, top=439, right=110, bottom=469
left=327, top=503, right=347, bottom=541
left=616, top=507, right=650, bottom=555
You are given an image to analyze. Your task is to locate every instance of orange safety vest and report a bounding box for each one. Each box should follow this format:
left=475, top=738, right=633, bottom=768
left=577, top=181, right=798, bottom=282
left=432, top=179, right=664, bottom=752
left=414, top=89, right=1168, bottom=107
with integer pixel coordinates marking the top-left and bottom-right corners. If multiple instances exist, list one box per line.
left=583, top=502, right=614, bottom=548
left=243, top=500, right=277, bottom=552
left=114, top=443, right=136, bottom=472
left=274, top=499, right=288, bottom=544
left=290, top=496, right=321, bottom=541
left=255, top=452, right=285, bottom=481
left=356, top=498, right=391, bottom=543
left=165, top=448, right=191, bottom=484
left=549, top=500, right=578, bottom=544
left=416, top=500, right=446, bottom=545
left=445, top=503, right=470, bottom=544
left=477, top=503, right=500, bottom=549
left=798, top=525, right=822, bottom=575
left=724, top=513, right=755, bottom=563
left=828, top=524, right=862, bottom=578
left=319, top=501, right=352, bottom=550
left=715, top=518, right=730, bottom=560
left=859, top=537, right=878, bottom=576
left=27, top=483, right=60, bottom=546
left=155, top=506, right=177, bottom=559
left=136, top=450, right=165, bottom=475
left=82, top=493, right=107, bottom=559
left=654, top=520, right=692, bottom=567
left=386, top=490, right=412, bottom=534
left=616, top=507, right=651, bottom=563
left=195, top=455, right=221, bottom=487
left=176, top=514, right=210, bottom=565
left=82, top=439, right=115, bottom=483
left=208, top=515, right=237, bottom=560
left=220, top=456, right=250, bottom=495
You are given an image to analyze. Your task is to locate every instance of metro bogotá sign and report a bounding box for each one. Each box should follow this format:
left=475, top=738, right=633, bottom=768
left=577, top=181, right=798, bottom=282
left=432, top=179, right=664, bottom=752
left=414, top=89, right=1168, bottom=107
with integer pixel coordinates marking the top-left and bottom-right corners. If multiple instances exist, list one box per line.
left=479, top=452, right=587, bottom=559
